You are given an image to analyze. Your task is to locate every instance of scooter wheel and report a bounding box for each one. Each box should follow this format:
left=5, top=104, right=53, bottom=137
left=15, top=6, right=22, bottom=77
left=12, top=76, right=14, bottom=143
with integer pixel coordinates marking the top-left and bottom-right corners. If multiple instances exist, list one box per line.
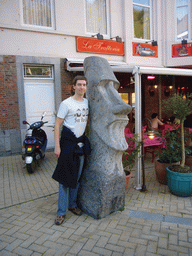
left=26, top=164, right=34, bottom=174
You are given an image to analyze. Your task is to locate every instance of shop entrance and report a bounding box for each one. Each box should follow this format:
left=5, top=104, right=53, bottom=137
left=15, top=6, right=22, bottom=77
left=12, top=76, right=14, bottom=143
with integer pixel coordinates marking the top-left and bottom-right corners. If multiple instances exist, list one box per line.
left=23, top=65, right=55, bottom=149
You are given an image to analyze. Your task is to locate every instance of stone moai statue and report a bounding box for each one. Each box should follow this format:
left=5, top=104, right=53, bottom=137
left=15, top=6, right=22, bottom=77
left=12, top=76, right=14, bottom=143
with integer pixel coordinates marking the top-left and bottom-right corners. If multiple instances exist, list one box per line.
left=78, top=56, right=132, bottom=219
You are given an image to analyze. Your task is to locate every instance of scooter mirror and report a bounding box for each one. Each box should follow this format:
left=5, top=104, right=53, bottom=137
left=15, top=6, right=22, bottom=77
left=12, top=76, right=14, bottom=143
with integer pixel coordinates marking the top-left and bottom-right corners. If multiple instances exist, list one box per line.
left=41, top=112, right=46, bottom=120
left=23, top=121, right=28, bottom=125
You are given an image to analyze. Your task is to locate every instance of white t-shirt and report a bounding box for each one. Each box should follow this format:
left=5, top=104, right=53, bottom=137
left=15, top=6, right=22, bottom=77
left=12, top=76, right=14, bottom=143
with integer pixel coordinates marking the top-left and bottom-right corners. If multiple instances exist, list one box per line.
left=57, top=96, right=88, bottom=138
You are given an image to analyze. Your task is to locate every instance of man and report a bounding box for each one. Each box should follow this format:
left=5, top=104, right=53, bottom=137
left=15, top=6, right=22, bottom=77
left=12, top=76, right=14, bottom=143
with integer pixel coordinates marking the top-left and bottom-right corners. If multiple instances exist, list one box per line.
left=52, top=75, right=90, bottom=225
left=151, top=113, right=164, bottom=129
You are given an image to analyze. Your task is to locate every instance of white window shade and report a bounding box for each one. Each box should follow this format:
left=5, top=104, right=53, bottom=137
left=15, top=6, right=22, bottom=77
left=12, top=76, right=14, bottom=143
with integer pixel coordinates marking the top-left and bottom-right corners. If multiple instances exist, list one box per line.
left=86, top=0, right=107, bottom=35
left=22, top=0, right=54, bottom=28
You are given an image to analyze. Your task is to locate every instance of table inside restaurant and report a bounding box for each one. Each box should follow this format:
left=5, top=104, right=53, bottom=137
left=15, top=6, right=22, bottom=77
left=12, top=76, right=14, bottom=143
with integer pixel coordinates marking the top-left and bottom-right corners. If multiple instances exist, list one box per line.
left=125, top=132, right=164, bottom=163
left=125, top=133, right=163, bottom=148
left=124, top=123, right=183, bottom=162
left=159, top=124, right=180, bottom=135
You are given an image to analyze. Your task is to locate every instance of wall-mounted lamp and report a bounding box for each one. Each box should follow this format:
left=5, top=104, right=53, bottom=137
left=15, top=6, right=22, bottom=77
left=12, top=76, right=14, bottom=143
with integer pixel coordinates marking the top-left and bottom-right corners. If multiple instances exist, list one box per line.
left=145, top=40, right=158, bottom=46
left=182, top=39, right=187, bottom=45
left=164, top=87, right=170, bottom=97
left=96, top=33, right=103, bottom=40
left=116, top=36, right=122, bottom=43
left=92, top=33, right=104, bottom=40
left=149, top=86, right=155, bottom=97
left=152, top=40, right=158, bottom=46
left=110, top=36, right=122, bottom=43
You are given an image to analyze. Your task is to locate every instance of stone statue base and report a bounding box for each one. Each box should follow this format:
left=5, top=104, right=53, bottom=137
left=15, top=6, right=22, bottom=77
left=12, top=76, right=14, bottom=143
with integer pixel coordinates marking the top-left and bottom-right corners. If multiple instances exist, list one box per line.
left=78, top=141, right=126, bottom=219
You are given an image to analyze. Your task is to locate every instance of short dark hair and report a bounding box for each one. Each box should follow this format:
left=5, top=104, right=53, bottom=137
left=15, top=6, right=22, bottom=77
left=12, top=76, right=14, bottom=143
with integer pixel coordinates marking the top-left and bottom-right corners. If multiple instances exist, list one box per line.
left=72, top=75, right=87, bottom=86
left=71, top=75, right=87, bottom=95
left=151, top=113, right=158, bottom=119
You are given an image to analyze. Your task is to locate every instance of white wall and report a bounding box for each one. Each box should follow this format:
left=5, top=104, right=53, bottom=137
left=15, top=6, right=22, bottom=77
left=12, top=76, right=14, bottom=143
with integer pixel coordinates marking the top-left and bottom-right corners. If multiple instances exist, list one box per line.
left=0, top=0, right=124, bottom=63
left=0, top=0, right=191, bottom=68
left=163, top=0, right=192, bottom=67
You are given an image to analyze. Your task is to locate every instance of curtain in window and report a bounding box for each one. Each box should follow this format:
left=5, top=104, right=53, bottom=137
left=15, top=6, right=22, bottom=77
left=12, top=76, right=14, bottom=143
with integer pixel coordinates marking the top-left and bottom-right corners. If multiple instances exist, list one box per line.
left=23, top=0, right=52, bottom=27
left=86, top=0, right=107, bottom=34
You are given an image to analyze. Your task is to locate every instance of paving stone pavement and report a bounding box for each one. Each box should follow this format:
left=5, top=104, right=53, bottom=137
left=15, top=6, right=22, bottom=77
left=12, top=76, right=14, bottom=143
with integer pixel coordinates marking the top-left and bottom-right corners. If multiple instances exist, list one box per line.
left=1, top=151, right=192, bottom=256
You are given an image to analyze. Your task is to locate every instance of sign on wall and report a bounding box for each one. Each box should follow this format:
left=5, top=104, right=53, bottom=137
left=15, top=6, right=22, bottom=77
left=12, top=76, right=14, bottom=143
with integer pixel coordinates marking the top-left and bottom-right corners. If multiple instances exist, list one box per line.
left=76, top=36, right=124, bottom=56
left=172, top=43, right=192, bottom=58
left=132, top=42, right=158, bottom=57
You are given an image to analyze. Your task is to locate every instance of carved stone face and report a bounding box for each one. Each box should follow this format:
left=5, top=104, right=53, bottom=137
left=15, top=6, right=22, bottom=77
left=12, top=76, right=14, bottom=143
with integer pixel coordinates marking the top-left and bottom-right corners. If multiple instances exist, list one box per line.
left=90, top=80, right=131, bottom=151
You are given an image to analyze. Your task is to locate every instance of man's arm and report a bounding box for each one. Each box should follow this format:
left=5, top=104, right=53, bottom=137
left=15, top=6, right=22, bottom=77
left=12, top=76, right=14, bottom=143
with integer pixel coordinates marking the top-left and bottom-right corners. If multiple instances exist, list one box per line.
left=54, top=117, right=64, bottom=157
left=157, top=119, right=164, bottom=126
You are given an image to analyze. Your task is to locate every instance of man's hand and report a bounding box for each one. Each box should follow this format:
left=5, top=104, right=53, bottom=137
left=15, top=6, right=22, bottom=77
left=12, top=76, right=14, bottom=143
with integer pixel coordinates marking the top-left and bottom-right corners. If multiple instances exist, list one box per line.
left=54, top=146, right=61, bottom=158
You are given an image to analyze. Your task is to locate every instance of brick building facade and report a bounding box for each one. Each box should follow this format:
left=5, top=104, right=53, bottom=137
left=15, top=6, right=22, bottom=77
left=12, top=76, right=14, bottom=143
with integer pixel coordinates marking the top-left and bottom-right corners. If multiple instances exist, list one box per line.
left=0, top=1, right=192, bottom=154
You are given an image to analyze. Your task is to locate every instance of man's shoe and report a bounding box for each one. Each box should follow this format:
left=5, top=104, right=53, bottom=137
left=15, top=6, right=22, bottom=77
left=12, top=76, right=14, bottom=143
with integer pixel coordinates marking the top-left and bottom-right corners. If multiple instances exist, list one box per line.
left=55, top=215, right=65, bottom=225
left=68, top=207, right=82, bottom=216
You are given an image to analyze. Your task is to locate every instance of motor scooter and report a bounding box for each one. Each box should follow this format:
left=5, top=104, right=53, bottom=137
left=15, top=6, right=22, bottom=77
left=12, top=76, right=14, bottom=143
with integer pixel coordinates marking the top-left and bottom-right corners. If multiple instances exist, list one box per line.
left=22, top=112, right=48, bottom=173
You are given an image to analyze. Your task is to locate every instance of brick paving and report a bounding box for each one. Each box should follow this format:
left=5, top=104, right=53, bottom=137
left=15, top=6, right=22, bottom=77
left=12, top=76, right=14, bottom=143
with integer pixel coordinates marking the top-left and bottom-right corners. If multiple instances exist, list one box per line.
left=1, top=151, right=192, bottom=255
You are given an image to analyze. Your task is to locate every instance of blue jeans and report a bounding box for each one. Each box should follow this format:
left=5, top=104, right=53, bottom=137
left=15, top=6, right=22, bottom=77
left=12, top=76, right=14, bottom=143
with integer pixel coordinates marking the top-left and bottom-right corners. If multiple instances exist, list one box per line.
left=57, top=155, right=84, bottom=216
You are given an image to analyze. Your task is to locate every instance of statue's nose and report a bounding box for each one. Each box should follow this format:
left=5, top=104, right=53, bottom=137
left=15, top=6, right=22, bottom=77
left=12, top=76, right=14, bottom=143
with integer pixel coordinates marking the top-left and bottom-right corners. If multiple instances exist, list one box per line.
left=113, top=101, right=132, bottom=115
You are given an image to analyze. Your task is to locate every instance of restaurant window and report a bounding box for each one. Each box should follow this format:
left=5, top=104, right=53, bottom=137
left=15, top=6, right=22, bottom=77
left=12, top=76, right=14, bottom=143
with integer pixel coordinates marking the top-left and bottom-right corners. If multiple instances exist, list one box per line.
left=133, top=0, right=151, bottom=40
left=85, top=0, right=109, bottom=36
left=176, top=0, right=189, bottom=40
left=22, top=0, right=55, bottom=29
left=119, top=93, right=129, bottom=104
left=23, top=65, right=53, bottom=78
left=119, top=92, right=135, bottom=106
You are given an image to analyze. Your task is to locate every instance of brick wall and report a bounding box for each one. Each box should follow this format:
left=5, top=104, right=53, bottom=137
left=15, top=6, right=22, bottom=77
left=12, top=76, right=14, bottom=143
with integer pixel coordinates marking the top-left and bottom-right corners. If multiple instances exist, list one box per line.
left=144, top=86, right=159, bottom=120
left=0, top=56, right=20, bottom=131
left=0, top=55, right=21, bottom=155
left=60, top=59, right=74, bottom=100
left=144, top=79, right=174, bottom=121
left=60, top=59, right=85, bottom=100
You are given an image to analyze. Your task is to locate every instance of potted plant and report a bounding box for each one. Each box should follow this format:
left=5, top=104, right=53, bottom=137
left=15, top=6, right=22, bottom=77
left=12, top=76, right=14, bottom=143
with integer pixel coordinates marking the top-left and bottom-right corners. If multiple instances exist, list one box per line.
left=185, top=129, right=192, bottom=166
left=163, top=93, right=192, bottom=197
left=154, top=129, right=181, bottom=185
left=185, top=147, right=192, bottom=166
left=123, top=134, right=142, bottom=188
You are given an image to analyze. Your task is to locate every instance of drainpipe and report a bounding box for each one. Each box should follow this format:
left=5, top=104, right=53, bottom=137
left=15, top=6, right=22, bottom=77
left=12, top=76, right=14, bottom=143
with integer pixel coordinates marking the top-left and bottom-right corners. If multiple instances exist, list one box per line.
left=158, top=76, right=162, bottom=119
left=133, top=66, right=142, bottom=190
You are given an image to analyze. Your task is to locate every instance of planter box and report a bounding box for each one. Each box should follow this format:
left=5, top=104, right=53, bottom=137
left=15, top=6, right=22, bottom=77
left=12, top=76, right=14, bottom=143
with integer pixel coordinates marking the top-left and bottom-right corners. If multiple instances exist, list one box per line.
left=166, top=166, right=192, bottom=197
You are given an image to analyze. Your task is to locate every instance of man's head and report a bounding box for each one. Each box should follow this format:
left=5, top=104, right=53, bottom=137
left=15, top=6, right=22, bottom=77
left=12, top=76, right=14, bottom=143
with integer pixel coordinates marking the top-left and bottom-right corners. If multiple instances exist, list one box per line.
left=151, top=113, right=158, bottom=119
left=71, top=75, right=87, bottom=96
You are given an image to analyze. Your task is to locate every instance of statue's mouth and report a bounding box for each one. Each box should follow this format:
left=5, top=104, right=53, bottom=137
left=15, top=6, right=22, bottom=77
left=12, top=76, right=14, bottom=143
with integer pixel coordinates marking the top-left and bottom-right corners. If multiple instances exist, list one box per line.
left=108, top=117, right=129, bottom=151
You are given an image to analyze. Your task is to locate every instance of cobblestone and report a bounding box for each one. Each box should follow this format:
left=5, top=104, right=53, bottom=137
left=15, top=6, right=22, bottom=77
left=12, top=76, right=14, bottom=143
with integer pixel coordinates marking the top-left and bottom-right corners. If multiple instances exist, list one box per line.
left=1, top=152, right=192, bottom=255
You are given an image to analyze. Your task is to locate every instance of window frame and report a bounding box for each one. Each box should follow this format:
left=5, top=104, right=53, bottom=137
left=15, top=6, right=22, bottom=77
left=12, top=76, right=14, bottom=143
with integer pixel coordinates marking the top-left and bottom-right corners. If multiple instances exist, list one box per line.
left=175, top=0, right=190, bottom=41
left=20, top=0, right=55, bottom=30
left=85, top=0, right=110, bottom=39
left=133, top=0, right=152, bottom=42
left=23, top=64, right=54, bottom=79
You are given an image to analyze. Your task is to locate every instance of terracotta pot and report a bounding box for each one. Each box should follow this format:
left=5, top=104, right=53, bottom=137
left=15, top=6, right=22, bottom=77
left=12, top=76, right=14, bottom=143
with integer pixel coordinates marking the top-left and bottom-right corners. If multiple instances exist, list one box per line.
left=124, top=170, right=132, bottom=189
left=186, top=155, right=192, bottom=166
left=155, top=159, right=180, bottom=185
